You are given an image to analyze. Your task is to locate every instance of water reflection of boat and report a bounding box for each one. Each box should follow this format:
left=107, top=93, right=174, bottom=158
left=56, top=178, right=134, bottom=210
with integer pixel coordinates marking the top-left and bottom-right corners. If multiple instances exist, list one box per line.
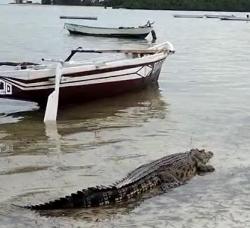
left=0, top=86, right=168, bottom=153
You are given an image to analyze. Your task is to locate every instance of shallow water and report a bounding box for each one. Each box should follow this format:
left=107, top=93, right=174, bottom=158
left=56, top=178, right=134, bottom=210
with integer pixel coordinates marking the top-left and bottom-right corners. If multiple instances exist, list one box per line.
left=1, top=4, right=250, bottom=228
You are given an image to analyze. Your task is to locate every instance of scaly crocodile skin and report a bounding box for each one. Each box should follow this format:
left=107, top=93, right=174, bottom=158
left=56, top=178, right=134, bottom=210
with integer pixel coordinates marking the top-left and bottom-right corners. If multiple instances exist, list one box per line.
left=25, top=148, right=214, bottom=210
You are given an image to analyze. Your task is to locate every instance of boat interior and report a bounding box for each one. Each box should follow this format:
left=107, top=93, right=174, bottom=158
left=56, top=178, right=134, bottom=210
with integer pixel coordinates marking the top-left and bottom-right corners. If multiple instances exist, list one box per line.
left=0, top=42, right=171, bottom=73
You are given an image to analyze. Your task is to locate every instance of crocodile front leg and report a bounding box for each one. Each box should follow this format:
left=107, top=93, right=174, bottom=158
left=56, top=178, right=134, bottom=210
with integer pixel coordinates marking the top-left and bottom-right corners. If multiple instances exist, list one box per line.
left=158, top=172, right=184, bottom=192
left=197, top=164, right=215, bottom=175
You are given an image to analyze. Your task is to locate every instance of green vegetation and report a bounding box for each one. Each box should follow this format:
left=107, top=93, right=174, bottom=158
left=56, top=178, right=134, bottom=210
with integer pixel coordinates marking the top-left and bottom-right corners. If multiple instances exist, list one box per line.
left=108, top=0, right=250, bottom=12
left=41, top=0, right=250, bottom=11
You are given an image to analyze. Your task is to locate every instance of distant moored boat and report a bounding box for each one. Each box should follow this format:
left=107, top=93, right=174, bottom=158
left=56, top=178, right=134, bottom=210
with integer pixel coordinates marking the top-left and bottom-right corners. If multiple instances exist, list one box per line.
left=60, top=16, right=97, bottom=20
left=204, top=14, right=235, bottom=19
left=64, top=21, right=154, bottom=39
left=220, top=16, right=250, bottom=21
left=173, top=14, right=204, bottom=18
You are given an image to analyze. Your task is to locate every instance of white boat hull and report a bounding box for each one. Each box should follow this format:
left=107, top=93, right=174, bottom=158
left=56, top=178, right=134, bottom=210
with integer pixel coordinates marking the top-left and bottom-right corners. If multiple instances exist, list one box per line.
left=64, top=23, right=153, bottom=39
left=0, top=42, right=174, bottom=106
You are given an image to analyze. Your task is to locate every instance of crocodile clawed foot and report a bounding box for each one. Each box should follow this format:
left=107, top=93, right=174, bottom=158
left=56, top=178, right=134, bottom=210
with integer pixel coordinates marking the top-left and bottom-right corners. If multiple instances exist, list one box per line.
left=197, top=164, right=215, bottom=175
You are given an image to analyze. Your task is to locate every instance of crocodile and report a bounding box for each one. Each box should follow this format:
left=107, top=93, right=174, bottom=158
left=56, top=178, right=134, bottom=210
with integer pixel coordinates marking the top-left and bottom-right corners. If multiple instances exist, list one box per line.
left=24, top=148, right=214, bottom=210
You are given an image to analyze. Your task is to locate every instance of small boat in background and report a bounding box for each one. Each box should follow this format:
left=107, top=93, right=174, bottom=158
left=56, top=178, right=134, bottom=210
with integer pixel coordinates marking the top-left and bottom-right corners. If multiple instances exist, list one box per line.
left=0, top=42, right=175, bottom=121
left=173, top=14, right=204, bottom=18
left=60, top=16, right=97, bottom=20
left=173, top=14, right=237, bottom=19
left=204, top=14, right=235, bottom=19
left=220, top=16, right=250, bottom=21
left=64, top=21, right=154, bottom=39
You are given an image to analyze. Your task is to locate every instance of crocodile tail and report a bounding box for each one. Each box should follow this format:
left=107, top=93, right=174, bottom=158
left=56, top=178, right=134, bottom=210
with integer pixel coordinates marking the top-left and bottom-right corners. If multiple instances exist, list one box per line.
left=25, top=186, right=120, bottom=210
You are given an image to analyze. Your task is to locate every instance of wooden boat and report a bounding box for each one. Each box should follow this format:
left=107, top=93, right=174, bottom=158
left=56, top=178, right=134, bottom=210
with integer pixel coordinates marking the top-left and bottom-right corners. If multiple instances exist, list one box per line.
left=64, top=21, right=154, bottom=39
left=60, top=16, right=97, bottom=20
left=220, top=16, right=250, bottom=21
left=173, top=14, right=204, bottom=18
left=0, top=42, right=174, bottom=122
left=204, top=14, right=235, bottom=19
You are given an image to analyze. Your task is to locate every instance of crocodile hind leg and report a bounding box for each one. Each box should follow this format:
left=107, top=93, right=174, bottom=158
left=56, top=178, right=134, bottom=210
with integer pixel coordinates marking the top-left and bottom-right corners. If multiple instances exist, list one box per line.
left=197, top=164, right=215, bottom=175
left=158, top=172, right=184, bottom=192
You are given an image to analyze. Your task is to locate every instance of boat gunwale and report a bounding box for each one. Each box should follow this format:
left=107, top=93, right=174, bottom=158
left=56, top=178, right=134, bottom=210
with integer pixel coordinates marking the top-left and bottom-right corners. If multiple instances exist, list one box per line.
left=0, top=52, right=168, bottom=81
left=64, top=22, right=152, bottom=31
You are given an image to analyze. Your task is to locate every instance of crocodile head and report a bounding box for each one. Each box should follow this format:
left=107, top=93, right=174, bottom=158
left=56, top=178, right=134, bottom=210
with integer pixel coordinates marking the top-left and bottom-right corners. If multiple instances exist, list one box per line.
left=189, top=148, right=213, bottom=166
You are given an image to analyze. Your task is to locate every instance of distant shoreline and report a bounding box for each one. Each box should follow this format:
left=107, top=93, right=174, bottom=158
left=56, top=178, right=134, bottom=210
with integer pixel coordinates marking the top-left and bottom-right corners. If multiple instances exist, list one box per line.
left=111, top=7, right=250, bottom=13
left=9, top=3, right=40, bottom=4
left=35, top=0, right=250, bottom=12
left=5, top=2, right=250, bottom=12
left=108, top=0, right=250, bottom=12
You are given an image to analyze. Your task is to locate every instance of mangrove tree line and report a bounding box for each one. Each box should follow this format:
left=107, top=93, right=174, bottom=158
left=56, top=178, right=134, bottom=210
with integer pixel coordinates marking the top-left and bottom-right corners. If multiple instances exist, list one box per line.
left=41, top=0, right=250, bottom=12
left=108, top=0, right=250, bottom=12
